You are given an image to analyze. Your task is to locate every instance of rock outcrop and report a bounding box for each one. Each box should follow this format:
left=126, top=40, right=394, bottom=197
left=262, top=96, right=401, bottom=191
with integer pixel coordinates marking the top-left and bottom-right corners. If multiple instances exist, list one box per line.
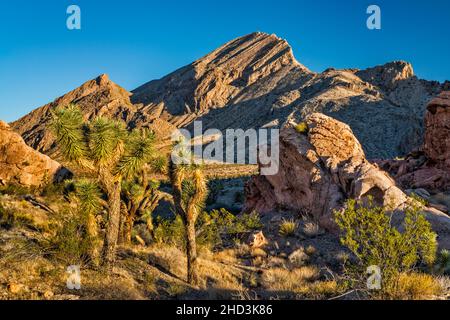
left=423, top=91, right=450, bottom=168
left=244, top=113, right=408, bottom=229
left=377, top=91, right=450, bottom=192
left=11, top=33, right=447, bottom=160
left=244, top=113, right=450, bottom=247
left=0, top=121, right=68, bottom=188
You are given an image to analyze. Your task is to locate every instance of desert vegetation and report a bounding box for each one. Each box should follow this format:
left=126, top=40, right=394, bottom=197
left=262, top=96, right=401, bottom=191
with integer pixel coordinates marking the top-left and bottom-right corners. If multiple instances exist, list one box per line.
left=1, top=104, right=450, bottom=301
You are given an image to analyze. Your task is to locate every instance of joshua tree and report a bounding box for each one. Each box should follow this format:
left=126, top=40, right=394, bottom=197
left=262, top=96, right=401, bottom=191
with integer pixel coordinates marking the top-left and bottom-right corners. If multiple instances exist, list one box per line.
left=169, top=159, right=207, bottom=285
left=51, top=104, right=156, bottom=270
left=68, top=179, right=104, bottom=265
left=122, top=158, right=165, bottom=243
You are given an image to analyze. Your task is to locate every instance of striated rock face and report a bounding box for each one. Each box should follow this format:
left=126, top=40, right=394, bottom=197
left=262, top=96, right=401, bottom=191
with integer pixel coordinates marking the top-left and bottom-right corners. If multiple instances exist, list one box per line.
left=244, top=113, right=450, bottom=247
left=11, top=32, right=447, bottom=160
left=131, top=33, right=445, bottom=159
left=244, top=113, right=408, bottom=230
left=0, top=121, right=68, bottom=187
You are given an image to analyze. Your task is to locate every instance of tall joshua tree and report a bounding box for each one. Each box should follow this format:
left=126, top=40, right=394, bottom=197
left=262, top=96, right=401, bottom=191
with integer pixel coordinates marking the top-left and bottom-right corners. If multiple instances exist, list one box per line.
left=169, top=158, right=207, bottom=285
left=51, top=104, right=155, bottom=270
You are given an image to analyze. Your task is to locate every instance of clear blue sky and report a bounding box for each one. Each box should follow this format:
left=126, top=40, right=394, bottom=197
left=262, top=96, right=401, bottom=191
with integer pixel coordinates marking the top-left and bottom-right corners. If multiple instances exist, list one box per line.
left=1, top=0, right=449, bottom=122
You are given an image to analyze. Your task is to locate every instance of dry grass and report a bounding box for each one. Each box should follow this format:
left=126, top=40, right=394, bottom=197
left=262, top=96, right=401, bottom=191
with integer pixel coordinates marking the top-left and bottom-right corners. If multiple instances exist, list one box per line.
left=261, top=266, right=319, bottom=292
left=302, top=221, right=321, bottom=237
left=390, top=273, right=442, bottom=300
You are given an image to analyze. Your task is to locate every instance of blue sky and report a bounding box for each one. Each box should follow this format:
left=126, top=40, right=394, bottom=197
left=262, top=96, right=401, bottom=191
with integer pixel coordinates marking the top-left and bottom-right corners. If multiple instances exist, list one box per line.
left=0, top=0, right=449, bottom=122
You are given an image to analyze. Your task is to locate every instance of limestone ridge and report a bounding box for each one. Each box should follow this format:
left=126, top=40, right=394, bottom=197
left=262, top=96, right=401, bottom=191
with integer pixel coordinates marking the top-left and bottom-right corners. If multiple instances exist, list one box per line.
left=11, top=32, right=448, bottom=159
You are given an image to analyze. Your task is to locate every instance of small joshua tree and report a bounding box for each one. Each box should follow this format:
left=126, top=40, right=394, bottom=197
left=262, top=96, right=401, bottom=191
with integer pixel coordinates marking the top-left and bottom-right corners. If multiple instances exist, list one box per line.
left=51, top=104, right=156, bottom=271
left=120, top=159, right=166, bottom=244
left=169, top=155, right=207, bottom=285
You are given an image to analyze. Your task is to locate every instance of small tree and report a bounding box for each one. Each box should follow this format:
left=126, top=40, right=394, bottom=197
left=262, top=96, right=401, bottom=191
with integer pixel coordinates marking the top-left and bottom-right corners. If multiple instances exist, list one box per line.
left=121, top=174, right=162, bottom=244
left=51, top=104, right=156, bottom=270
left=68, top=179, right=104, bottom=265
left=169, top=159, right=207, bottom=285
left=334, top=198, right=437, bottom=295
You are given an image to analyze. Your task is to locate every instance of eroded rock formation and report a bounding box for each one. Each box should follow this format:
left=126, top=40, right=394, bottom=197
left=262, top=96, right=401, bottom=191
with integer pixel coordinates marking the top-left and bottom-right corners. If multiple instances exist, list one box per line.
left=244, top=113, right=408, bottom=229
left=244, top=113, right=450, bottom=247
left=377, top=91, right=450, bottom=192
left=0, top=121, right=68, bottom=188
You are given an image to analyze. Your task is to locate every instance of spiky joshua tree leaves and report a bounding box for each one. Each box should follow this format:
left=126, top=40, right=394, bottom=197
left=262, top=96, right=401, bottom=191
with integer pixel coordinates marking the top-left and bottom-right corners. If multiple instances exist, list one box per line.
left=51, top=104, right=156, bottom=271
left=169, top=156, right=207, bottom=286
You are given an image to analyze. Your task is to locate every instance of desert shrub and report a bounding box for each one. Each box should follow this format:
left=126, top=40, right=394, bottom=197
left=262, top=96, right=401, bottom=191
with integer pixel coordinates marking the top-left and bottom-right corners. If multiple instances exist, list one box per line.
left=233, top=211, right=263, bottom=232
left=0, top=204, right=35, bottom=230
left=279, top=218, right=297, bottom=237
left=50, top=210, right=98, bottom=266
left=40, top=182, right=66, bottom=198
left=295, top=122, right=308, bottom=134
left=153, top=215, right=185, bottom=246
left=0, top=184, right=32, bottom=196
left=152, top=209, right=263, bottom=249
left=334, top=198, right=437, bottom=296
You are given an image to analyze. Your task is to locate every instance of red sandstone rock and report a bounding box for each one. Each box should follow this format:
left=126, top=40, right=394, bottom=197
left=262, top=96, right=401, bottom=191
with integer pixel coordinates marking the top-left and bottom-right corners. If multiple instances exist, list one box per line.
left=0, top=121, right=68, bottom=187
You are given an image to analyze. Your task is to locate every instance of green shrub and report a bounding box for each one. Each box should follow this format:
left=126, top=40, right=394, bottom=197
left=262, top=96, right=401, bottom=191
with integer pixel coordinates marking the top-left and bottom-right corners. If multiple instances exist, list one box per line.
left=153, top=215, right=185, bottom=246
left=295, top=122, right=308, bottom=134
left=233, top=211, right=263, bottom=232
left=50, top=209, right=98, bottom=266
left=279, top=218, right=297, bottom=237
left=334, top=198, right=437, bottom=296
left=0, top=204, right=35, bottom=230
left=152, top=209, right=263, bottom=249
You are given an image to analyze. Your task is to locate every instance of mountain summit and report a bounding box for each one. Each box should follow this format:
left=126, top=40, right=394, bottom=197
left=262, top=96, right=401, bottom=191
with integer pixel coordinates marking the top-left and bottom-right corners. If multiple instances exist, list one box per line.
left=11, top=32, right=449, bottom=159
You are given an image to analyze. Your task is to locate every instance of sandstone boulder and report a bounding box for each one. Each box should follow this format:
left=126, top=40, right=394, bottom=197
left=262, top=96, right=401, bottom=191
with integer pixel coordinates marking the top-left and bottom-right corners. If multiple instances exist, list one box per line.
left=244, top=113, right=450, bottom=247
left=0, top=121, right=67, bottom=188
left=245, top=113, right=408, bottom=229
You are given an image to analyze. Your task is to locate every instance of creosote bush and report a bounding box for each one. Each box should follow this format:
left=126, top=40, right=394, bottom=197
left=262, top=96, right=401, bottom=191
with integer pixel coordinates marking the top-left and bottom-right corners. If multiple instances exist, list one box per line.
left=334, top=197, right=438, bottom=297
left=153, top=208, right=263, bottom=249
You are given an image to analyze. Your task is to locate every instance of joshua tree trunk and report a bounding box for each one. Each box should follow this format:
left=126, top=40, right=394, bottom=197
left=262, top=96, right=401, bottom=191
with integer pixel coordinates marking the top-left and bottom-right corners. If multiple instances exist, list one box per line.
left=185, top=219, right=199, bottom=285
left=102, top=181, right=122, bottom=271
left=86, top=212, right=100, bottom=266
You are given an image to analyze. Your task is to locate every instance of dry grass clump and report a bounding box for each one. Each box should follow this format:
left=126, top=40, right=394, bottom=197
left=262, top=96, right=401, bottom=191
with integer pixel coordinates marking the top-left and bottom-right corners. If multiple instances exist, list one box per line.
left=389, top=273, right=442, bottom=300
left=279, top=219, right=297, bottom=237
left=302, top=221, right=321, bottom=237
left=261, top=266, right=319, bottom=292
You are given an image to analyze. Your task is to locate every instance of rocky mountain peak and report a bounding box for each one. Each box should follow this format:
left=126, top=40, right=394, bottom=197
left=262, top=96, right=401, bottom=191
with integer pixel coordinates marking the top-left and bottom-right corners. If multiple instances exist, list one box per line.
left=356, top=60, right=414, bottom=91
left=10, top=33, right=447, bottom=160
left=11, top=75, right=136, bottom=154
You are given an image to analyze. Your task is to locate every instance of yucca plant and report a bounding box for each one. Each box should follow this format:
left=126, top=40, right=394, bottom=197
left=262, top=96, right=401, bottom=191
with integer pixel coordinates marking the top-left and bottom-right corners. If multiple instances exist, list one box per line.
left=51, top=104, right=156, bottom=271
left=169, top=151, right=207, bottom=285
left=279, top=218, right=297, bottom=237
